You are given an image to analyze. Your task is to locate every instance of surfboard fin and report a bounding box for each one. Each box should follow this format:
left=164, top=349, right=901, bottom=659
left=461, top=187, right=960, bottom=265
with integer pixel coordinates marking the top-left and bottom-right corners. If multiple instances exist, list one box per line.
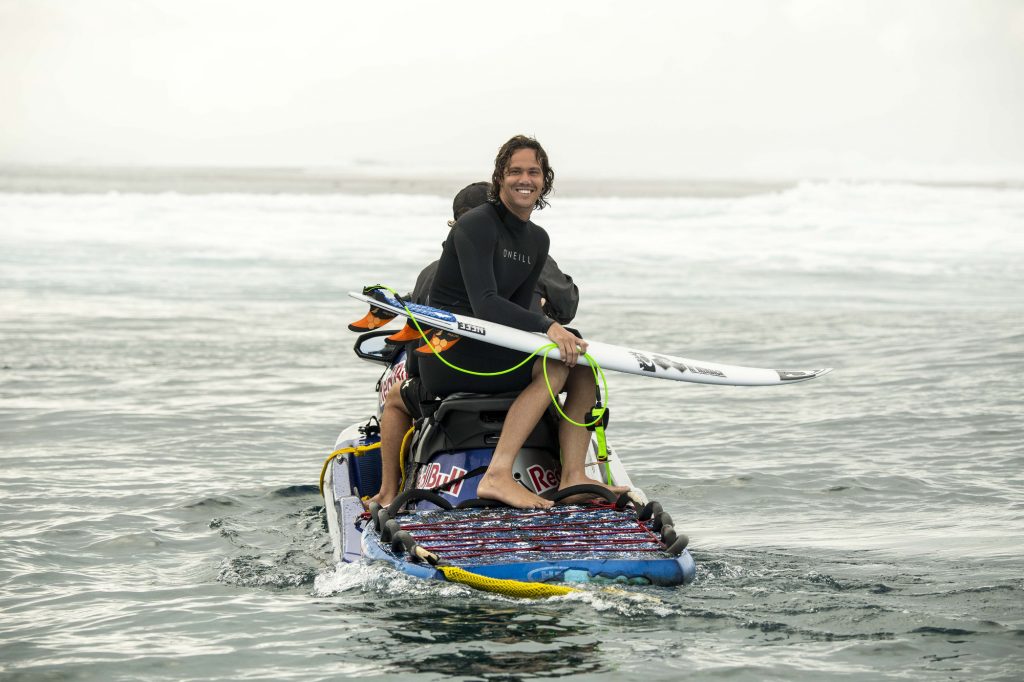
left=387, top=321, right=428, bottom=343
left=415, top=330, right=461, bottom=355
left=348, top=306, right=398, bottom=332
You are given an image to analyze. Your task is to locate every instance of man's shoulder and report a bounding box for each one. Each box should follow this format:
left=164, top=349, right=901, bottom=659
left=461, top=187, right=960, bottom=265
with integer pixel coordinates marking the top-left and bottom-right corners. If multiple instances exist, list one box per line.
left=417, top=260, right=439, bottom=279
left=528, top=219, right=549, bottom=244
left=457, top=202, right=499, bottom=228
left=411, top=260, right=439, bottom=304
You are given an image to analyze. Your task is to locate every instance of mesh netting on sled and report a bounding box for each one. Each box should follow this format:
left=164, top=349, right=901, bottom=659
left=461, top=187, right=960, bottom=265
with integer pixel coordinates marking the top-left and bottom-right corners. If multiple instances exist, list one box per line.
left=393, top=503, right=671, bottom=565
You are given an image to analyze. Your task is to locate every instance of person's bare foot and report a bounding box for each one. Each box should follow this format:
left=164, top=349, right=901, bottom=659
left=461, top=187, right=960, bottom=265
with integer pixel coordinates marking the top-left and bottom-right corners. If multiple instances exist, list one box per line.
left=478, top=470, right=554, bottom=509
left=556, top=472, right=630, bottom=503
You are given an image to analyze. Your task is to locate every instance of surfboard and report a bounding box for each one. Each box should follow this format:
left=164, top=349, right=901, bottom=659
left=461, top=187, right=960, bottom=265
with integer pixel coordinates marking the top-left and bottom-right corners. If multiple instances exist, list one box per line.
left=349, top=291, right=832, bottom=387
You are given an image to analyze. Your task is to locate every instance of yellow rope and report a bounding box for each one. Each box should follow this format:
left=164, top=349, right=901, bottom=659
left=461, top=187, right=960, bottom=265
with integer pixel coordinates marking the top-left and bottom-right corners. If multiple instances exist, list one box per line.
left=319, top=442, right=382, bottom=495
left=398, top=426, right=414, bottom=490
left=437, top=566, right=578, bottom=598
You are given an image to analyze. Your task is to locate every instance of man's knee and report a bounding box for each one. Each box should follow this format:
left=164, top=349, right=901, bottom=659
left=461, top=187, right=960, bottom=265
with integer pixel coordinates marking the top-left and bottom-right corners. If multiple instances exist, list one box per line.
left=384, top=383, right=410, bottom=417
left=567, top=364, right=596, bottom=392
left=533, top=357, right=570, bottom=383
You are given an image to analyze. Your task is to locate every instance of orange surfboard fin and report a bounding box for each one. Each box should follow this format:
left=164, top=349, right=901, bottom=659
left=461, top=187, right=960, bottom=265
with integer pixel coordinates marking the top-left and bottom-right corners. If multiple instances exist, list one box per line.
left=386, top=322, right=427, bottom=343
left=348, top=306, right=397, bottom=332
left=415, top=330, right=461, bottom=355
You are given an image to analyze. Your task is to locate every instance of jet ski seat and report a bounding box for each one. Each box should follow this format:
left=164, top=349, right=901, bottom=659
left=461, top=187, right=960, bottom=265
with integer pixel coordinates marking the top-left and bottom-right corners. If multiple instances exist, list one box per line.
left=409, top=392, right=560, bottom=466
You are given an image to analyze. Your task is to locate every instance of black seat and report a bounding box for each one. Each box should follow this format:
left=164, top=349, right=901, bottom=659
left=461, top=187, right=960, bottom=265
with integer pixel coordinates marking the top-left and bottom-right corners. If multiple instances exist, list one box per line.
left=410, top=392, right=559, bottom=465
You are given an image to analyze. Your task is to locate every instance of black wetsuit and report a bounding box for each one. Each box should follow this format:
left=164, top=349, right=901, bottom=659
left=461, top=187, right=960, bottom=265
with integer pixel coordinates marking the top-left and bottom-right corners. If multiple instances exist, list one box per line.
left=419, top=200, right=554, bottom=396
left=412, top=253, right=578, bottom=323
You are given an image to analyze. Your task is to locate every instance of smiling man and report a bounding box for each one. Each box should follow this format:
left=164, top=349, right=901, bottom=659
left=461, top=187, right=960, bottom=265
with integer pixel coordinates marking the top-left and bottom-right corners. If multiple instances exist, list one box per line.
left=419, top=135, right=628, bottom=508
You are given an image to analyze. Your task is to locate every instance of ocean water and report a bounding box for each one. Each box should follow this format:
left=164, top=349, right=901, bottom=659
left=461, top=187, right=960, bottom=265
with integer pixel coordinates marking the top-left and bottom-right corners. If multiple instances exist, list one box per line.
left=1, top=181, right=1022, bottom=681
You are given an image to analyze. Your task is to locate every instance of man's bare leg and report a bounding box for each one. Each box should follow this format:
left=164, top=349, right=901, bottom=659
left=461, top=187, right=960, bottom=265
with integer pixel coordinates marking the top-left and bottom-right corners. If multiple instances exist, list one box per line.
left=557, top=364, right=630, bottom=496
left=476, top=360, right=568, bottom=509
left=368, top=383, right=410, bottom=507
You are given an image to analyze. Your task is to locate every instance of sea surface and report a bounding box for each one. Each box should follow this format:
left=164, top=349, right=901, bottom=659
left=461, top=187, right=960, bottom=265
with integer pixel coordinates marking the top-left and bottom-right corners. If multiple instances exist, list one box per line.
left=1, top=180, right=1022, bottom=681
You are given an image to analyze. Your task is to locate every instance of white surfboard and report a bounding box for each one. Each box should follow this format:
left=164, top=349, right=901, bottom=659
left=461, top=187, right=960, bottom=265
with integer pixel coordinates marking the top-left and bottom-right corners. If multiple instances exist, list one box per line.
left=350, top=291, right=832, bottom=387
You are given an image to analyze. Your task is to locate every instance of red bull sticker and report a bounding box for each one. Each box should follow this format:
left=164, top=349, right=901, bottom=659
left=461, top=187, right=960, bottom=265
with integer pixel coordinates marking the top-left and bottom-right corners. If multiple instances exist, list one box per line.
left=416, top=463, right=468, bottom=497
left=527, top=464, right=560, bottom=494
left=377, top=360, right=408, bottom=413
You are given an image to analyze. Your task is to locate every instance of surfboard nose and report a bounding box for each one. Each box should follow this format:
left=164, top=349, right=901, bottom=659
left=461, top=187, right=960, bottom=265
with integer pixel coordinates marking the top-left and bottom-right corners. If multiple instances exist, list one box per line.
left=775, top=367, right=834, bottom=382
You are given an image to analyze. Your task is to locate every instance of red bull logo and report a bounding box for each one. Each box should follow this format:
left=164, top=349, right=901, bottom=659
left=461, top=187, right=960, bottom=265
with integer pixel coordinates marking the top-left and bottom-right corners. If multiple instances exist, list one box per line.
left=527, top=464, right=559, bottom=494
left=416, top=463, right=468, bottom=497
left=377, top=360, right=408, bottom=414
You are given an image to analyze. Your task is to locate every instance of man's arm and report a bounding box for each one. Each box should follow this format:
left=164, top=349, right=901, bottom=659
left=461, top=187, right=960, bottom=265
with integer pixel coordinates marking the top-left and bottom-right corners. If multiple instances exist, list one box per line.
left=536, top=256, right=579, bottom=324
left=454, top=217, right=553, bottom=333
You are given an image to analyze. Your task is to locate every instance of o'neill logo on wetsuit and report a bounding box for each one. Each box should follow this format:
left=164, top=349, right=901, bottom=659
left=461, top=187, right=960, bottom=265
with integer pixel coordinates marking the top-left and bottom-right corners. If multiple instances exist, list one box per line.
left=502, top=248, right=532, bottom=265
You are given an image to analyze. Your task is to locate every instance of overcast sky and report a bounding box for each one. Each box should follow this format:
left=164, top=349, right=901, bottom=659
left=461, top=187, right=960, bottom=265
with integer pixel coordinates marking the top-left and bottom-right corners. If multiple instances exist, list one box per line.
left=2, top=0, right=1022, bottom=180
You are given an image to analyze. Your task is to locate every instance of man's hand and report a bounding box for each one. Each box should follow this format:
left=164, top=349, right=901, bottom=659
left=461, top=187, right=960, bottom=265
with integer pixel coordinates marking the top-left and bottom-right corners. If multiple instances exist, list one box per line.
left=546, top=322, right=588, bottom=367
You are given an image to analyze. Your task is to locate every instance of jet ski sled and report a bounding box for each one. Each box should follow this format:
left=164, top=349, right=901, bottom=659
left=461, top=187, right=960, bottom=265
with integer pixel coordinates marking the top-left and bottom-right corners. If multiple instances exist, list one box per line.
left=320, top=329, right=697, bottom=594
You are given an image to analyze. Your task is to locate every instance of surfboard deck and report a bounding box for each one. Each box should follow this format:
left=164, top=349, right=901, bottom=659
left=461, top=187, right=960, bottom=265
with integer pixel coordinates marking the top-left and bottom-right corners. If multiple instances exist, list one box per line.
left=349, top=291, right=832, bottom=387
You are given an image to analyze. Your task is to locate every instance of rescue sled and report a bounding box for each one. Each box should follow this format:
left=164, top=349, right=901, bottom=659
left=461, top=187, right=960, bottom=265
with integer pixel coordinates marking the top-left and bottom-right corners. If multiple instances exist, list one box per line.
left=320, top=330, right=696, bottom=596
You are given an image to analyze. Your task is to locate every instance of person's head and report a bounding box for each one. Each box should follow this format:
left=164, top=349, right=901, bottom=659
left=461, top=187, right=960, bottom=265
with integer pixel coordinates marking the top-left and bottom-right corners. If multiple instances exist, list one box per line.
left=490, top=135, right=554, bottom=217
left=447, top=181, right=491, bottom=227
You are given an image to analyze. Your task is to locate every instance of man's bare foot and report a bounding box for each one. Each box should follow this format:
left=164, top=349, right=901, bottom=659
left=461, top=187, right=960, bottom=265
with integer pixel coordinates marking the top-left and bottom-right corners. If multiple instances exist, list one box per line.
left=478, top=470, right=554, bottom=509
left=557, top=473, right=630, bottom=503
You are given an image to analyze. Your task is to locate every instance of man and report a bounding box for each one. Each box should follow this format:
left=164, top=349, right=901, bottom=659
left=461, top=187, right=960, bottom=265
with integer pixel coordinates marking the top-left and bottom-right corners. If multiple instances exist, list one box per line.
left=412, top=182, right=579, bottom=322
left=367, top=179, right=579, bottom=507
left=419, top=135, right=628, bottom=509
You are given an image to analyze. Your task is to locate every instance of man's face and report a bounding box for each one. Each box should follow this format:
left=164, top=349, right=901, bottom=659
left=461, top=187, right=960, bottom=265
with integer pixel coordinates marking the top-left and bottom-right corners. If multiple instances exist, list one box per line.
left=498, top=148, right=545, bottom=218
